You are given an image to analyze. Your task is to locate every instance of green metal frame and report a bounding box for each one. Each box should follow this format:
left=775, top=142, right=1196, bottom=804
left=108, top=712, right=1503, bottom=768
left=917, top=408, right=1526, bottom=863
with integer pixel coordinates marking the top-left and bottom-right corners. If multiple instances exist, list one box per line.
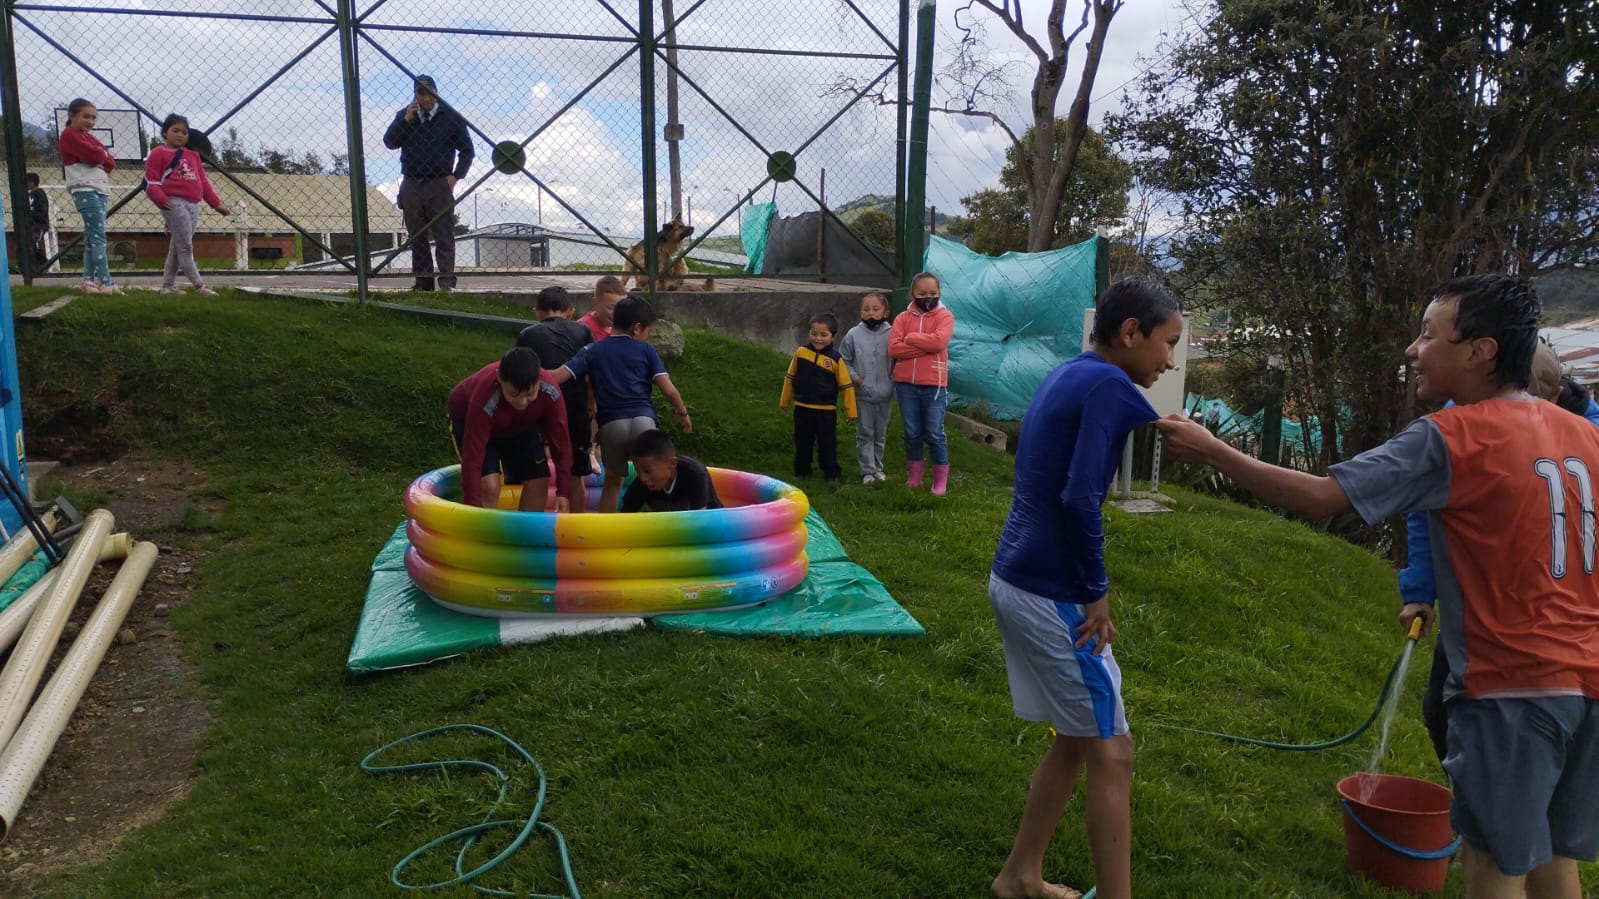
left=0, top=0, right=915, bottom=301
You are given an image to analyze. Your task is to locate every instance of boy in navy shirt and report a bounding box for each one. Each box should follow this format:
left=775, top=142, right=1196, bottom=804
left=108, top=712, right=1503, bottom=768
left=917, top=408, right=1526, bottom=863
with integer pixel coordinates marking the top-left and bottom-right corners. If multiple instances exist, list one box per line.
left=518, top=286, right=596, bottom=511
left=620, top=429, right=722, bottom=512
left=552, top=296, right=692, bottom=513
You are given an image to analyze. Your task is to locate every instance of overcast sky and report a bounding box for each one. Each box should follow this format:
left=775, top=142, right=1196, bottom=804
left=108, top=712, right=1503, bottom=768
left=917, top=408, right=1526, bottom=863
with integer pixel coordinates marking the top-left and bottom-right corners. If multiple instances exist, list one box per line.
left=19, top=0, right=1190, bottom=239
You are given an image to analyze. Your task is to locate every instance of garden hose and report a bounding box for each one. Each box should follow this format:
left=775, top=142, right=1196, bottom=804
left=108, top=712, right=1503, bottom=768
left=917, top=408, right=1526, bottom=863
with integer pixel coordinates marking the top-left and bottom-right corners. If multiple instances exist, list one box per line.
left=361, top=724, right=581, bottom=898
left=1148, top=631, right=1420, bottom=752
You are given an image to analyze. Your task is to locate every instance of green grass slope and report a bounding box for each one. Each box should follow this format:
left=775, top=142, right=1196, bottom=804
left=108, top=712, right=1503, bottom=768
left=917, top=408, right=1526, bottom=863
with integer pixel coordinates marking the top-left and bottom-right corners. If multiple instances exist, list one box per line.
left=9, top=285, right=1591, bottom=897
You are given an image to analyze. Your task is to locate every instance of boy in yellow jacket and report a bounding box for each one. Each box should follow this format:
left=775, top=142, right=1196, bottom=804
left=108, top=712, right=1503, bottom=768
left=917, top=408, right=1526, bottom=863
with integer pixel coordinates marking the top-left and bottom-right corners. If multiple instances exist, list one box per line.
left=780, top=313, right=858, bottom=483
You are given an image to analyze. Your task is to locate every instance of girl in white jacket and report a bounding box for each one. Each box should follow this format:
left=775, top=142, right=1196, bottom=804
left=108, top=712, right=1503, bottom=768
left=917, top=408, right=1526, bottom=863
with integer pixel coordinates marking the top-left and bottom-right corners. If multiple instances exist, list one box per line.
left=838, top=292, right=895, bottom=483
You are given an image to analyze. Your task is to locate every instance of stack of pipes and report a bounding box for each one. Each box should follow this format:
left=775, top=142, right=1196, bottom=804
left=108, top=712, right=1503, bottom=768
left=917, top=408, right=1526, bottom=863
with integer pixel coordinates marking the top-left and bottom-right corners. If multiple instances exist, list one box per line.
left=0, top=508, right=158, bottom=839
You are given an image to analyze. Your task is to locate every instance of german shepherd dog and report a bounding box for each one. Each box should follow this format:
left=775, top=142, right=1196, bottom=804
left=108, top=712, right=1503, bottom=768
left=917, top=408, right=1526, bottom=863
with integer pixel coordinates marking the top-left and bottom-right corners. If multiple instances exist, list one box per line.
left=626, top=215, right=711, bottom=291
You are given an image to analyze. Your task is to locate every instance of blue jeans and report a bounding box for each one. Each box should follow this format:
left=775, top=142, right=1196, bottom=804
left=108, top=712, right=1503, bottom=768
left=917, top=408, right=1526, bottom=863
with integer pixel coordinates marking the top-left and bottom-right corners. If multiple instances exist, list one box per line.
left=896, top=382, right=948, bottom=465
left=72, top=190, right=112, bottom=285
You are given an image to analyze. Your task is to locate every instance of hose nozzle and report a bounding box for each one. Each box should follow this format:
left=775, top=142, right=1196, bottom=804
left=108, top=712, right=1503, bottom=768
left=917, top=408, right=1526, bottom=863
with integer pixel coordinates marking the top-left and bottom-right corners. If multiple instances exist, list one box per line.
left=1407, top=616, right=1425, bottom=641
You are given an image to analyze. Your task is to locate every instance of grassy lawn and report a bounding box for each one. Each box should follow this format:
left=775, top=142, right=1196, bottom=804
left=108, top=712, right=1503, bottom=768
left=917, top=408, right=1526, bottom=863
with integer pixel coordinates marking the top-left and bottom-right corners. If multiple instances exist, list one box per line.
left=8, top=284, right=1594, bottom=897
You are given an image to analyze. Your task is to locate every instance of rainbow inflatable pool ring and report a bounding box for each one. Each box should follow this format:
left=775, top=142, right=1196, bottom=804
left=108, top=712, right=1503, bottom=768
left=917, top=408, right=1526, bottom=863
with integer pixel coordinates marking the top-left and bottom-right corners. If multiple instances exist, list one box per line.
left=403, top=465, right=811, bottom=617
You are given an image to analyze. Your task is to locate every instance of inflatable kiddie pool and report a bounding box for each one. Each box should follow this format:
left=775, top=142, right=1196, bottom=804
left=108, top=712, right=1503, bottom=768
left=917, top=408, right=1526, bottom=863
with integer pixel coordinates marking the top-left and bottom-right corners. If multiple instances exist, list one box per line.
left=403, top=465, right=810, bottom=617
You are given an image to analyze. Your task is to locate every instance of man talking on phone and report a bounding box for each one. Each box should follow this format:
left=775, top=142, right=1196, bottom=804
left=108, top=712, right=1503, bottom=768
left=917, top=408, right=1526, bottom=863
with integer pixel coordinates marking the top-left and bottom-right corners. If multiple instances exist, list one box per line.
left=383, top=74, right=474, bottom=293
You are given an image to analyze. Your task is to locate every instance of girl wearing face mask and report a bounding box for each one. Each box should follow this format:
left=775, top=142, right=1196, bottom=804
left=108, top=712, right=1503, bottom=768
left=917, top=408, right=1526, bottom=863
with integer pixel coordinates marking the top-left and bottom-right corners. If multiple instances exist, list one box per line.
left=889, top=272, right=956, bottom=494
left=838, top=292, right=895, bottom=483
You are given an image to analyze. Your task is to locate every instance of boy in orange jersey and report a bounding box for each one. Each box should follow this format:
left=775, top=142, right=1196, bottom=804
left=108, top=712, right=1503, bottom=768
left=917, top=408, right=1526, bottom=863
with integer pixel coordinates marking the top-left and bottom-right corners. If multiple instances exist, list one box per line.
left=1157, top=274, right=1599, bottom=899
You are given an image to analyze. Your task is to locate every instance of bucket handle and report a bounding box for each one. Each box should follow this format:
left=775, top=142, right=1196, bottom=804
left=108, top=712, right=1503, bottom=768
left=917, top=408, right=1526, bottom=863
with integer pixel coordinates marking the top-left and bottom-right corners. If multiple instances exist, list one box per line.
left=1340, top=799, right=1464, bottom=861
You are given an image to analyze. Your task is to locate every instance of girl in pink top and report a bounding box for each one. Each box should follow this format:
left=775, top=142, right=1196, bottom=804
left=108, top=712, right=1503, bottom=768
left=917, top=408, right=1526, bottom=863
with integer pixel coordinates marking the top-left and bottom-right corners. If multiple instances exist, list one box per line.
left=145, top=114, right=231, bottom=295
left=889, top=271, right=957, bottom=494
left=58, top=99, right=118, bottom=294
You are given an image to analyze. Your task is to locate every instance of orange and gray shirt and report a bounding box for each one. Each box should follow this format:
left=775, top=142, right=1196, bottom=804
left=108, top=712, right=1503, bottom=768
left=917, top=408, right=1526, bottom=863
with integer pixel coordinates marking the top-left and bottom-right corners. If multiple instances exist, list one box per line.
left=1331, top=397, right=1599, bottom=702
left=780, top=345, right=858, bottom=418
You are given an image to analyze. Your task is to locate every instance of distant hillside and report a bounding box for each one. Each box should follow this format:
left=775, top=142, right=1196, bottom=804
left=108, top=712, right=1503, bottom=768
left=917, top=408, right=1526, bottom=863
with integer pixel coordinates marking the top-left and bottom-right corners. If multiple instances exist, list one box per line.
left=834, top=193, right=953, bottom=229
left=1536, top=266, right=1599, bottom=325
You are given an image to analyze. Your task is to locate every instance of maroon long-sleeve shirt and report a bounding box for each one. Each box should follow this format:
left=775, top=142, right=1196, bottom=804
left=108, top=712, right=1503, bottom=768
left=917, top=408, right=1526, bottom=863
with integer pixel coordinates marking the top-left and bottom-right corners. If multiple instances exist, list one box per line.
left=447, top=363, right=572, bottom=507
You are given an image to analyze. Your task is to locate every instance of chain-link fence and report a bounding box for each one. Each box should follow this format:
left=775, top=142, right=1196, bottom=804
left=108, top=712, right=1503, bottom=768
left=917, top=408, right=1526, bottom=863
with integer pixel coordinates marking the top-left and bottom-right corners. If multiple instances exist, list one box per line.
left=0, top=0, right=909, bottom=295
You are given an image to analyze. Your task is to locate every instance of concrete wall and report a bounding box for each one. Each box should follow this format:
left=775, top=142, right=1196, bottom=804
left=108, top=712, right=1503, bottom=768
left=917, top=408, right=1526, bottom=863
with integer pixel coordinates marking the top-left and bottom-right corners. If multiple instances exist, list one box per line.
left=653, top=290, right=875, bottom=356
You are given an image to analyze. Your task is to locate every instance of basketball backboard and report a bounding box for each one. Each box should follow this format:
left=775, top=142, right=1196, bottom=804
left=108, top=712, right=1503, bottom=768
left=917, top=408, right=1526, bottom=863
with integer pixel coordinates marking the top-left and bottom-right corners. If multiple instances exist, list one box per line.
left=53, top=107, right=147, bottom=162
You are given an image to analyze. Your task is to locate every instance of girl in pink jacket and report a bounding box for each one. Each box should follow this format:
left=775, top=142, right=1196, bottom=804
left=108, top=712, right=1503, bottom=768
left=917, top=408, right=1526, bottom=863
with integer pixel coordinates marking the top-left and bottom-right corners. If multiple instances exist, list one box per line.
left=889, top=271, right=956, bottom=494
left=145, top=114, right=230, bottom=295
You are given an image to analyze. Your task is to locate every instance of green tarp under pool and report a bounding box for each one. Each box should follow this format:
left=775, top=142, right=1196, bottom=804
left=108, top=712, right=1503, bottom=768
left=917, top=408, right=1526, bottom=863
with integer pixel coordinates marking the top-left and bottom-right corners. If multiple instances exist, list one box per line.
left=347, top=509, right=923, bottom=675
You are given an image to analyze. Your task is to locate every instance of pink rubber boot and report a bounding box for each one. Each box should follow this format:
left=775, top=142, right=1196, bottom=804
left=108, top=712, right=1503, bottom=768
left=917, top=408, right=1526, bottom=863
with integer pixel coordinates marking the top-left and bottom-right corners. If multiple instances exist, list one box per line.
left=931, top=464, right=950, bottom=496
left=906, top=460, right=925, bottom=488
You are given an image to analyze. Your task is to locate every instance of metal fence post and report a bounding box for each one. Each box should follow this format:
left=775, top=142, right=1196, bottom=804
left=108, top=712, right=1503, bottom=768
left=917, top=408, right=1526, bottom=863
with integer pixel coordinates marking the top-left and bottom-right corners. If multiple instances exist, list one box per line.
left=0, top=2, right=36, bottom=285
left=899, top=0, right=935, bottom=309
left=893, top=0, right=909, bottom=313
left=336, top=0, right=370, bottom=306
left=639, top=0, right=658, bottom=296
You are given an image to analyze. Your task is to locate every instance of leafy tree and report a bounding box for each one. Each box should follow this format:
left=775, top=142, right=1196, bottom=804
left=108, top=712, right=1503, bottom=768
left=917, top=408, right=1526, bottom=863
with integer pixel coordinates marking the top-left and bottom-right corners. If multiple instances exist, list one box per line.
left=946, top=124, right=1130, bottom=254
left=1110, top=0, right=1599, bottom=461
left=851, top=208, right=896, bottom=248
left=831, top=0, right=1124, bottom=252
left=217, top=127, right=255, bottom=168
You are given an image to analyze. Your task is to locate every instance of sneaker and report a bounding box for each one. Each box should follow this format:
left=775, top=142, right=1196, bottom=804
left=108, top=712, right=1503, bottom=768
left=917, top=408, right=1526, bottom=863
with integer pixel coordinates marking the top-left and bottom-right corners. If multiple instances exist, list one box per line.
left=196, top=287, right=218, bottom=296
left=100, top=284, right=124, bottom=295
left=159, top=286, right=183, bottom=295
left=862, top=474, right=875, bottom=485
left=873, top=471, right=888, bottom=482
left=81, top=281, right=101, bottom=294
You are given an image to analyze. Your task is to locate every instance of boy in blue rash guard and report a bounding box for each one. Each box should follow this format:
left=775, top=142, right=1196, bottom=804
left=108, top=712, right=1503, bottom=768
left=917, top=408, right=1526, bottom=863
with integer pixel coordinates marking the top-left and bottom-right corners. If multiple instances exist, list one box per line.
left=988, top=278, right=1183, bottom=899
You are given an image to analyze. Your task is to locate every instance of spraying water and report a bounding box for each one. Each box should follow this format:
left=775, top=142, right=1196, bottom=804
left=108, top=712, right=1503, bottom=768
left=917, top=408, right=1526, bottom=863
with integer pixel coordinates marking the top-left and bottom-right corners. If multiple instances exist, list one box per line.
left=1358, top=618, right=1426, bottom=802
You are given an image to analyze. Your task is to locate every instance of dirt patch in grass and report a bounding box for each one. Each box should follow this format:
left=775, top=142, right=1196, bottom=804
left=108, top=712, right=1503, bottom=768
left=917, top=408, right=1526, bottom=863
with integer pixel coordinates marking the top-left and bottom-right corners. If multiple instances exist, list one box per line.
left=0, top=456, right=214, bottom=896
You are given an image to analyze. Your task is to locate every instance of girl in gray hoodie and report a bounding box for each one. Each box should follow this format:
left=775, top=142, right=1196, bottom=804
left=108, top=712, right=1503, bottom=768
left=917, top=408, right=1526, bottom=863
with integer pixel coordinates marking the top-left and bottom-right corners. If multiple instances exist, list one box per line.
left=838, top=292, right=895, bottom=483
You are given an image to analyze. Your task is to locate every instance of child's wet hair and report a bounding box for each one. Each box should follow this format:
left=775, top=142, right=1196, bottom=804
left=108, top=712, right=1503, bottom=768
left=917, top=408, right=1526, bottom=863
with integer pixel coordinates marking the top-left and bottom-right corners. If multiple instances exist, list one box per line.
left=911, top=272, right=940, bottom=291
left=1430, top=274, right=1541, bottom=390
left=861, top=292, right=889, bottom=311
left=629, top=428, right=676, bottom=460
left=497, top=346, right=542, bottom=390
left=536, top=285, right=573, bottom=313
left=810, top=312, right=840, bottom=335
left=1091, top=277, right=1182, bottom=345
left=67, top=98, right=95, bottom=117
left=612, top=295, right=657, bottom=331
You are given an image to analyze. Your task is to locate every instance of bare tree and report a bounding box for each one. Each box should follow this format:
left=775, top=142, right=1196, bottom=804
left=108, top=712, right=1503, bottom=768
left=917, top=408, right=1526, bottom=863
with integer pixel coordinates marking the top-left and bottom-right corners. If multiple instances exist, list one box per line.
left=829, top=0, right=1123, bottom=252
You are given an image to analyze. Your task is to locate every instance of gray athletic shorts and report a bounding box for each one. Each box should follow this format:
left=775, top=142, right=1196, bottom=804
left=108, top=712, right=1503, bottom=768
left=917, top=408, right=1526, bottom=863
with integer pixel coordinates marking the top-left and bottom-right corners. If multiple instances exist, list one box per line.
left=1443, top=696, right=1599, bottom=875
left=596, top=416, right=657, bottom=478
left=988, top=573, right=1127, bottom=739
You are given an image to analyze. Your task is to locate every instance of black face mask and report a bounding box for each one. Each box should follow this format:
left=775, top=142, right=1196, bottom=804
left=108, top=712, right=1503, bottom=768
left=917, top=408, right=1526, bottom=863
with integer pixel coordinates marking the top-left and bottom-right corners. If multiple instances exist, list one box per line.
left=862, top=317, right=887, bottom=330
left=913, top=296, right=939, bottom=312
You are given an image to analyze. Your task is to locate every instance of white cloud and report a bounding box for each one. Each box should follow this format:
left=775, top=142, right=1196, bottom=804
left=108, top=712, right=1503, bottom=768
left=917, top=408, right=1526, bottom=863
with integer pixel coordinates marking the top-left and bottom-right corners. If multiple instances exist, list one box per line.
left=17, top=0, right=1185, bottom=238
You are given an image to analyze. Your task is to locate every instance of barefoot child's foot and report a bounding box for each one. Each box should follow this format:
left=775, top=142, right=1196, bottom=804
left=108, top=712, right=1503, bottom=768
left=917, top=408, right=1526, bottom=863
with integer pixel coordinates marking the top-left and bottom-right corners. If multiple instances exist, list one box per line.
left=991, top=874, right=1082, bottom=899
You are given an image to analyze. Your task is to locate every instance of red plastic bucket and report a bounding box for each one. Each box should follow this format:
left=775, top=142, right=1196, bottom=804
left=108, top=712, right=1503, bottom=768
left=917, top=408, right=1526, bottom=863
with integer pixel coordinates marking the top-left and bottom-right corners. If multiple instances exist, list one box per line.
left=1336, top=773, right=1458, bottom=894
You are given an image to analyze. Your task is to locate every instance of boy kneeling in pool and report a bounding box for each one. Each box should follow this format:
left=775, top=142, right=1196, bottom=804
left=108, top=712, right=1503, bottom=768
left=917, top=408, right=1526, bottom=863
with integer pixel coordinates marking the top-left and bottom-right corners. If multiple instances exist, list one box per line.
left=448, top=346, right=574, bottom=512
left=620, top=429, right=722, bottom=513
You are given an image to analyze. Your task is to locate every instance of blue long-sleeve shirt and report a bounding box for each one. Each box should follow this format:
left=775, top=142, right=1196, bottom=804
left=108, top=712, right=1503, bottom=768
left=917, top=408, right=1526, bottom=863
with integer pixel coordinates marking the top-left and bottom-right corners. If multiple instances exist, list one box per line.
left=991, top=352, right=1158, bottom=602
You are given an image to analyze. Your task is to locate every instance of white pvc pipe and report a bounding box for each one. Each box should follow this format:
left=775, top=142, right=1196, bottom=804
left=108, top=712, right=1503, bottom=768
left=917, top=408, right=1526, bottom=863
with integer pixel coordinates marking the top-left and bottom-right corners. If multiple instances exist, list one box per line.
left=0, top=509, right=114, bottom=752
left=0, top=507, right=60, bottom=587
left=0, top=531, right=132, bottom=656
left=0, top=540, right=157, bottom=840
